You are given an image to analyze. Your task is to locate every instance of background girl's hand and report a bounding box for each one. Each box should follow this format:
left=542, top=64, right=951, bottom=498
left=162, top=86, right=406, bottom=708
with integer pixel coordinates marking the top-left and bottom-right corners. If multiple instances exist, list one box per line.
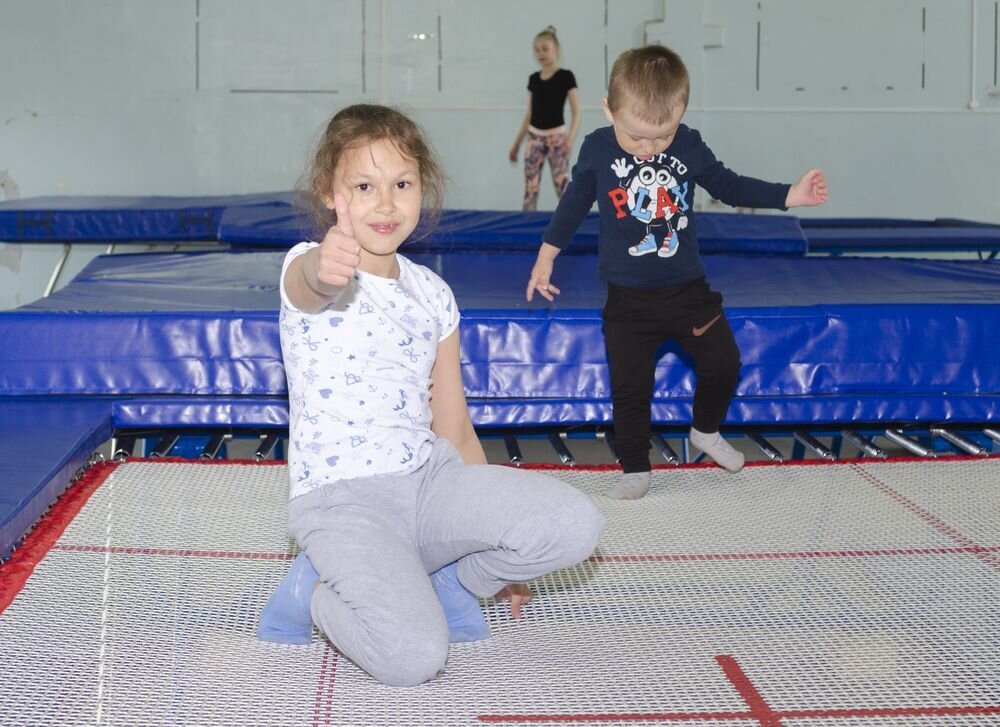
left=786, top=168, right=829, bottom=208
left=508, top=144, right=519, bottom=163
left=314, top=193, right=362, bottom=290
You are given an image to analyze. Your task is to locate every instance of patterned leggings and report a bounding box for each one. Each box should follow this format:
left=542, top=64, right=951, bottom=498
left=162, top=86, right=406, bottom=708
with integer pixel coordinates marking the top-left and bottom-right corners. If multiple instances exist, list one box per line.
left=522, top=129, right=570, bottom=211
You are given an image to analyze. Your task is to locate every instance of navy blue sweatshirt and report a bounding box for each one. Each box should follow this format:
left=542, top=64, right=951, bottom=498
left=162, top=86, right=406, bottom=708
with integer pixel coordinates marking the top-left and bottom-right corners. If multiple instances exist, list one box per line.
left=544, top=124, right=791, bottom=289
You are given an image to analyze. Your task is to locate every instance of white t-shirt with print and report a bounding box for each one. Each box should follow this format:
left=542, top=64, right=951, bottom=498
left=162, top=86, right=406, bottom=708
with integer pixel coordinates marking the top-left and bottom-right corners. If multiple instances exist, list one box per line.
left=279, top=243, right=460, bottom=500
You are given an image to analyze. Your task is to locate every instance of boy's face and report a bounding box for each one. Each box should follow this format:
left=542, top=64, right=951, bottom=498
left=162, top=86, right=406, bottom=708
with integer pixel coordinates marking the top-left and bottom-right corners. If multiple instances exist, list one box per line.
left=602, top=98, right=684, bottom=161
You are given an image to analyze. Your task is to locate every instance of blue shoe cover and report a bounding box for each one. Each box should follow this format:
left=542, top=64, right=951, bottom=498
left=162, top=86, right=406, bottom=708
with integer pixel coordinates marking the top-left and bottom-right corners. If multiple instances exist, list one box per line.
left=431, top=562, right=490, bottom=643
left=257, top=552, right=319, bottom=645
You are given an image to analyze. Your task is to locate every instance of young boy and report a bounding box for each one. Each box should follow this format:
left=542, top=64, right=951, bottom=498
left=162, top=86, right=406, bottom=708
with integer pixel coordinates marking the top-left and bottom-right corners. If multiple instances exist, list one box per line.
left=526, top=45, right=828, bottom=500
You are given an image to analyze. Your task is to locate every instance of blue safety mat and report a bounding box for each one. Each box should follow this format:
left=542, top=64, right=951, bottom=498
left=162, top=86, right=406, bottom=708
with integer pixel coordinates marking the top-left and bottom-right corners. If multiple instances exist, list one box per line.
left=219, top=203, right=808, bottom=255
left=0, top=399, right=112, bottom=559
left=2, top=249, right=999, bottom=555
left=7, top=194, right=998, bottom=253
left=801, top=217, right=1000, bottom=253
left=3, top=250, right=999, bottom=429
left=0, top=193, right=281, bottom=242
left=0, top=194, right=807, bottom=254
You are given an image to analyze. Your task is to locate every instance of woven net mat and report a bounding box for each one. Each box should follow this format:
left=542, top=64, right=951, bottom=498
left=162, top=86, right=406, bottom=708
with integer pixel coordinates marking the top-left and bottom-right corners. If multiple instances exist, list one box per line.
left=1, top=458, right=998, bottom=726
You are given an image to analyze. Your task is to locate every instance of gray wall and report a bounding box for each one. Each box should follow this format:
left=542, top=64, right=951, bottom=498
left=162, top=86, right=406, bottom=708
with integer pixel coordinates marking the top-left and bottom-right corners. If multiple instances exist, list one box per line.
left=2, top=0, right=999, bottom=307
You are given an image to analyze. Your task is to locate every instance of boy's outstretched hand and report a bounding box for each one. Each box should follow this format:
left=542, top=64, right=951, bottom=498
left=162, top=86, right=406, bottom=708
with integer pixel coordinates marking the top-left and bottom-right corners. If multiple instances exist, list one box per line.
left=526, top=243, right=562, bottom=302
left=785, top=168, right=829, bottom=208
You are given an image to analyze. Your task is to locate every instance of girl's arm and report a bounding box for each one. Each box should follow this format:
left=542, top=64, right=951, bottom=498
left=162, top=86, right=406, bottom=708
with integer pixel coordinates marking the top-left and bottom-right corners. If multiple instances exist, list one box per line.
left=430, top=328, right=533, bottom=616
left=509, top=94, right=532, bottom=162
left=284, top=194, right=361, bottom=314
left=563, top=87, right=581, bottom=154
left=429, top=328, right=486, bottom=465
left=431, top=328, right=532, bottom=618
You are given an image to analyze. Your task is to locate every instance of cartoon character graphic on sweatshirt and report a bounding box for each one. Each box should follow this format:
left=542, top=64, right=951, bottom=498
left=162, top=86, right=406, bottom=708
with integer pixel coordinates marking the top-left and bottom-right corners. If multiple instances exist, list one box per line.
left=608, top=156, right=690, bottom=258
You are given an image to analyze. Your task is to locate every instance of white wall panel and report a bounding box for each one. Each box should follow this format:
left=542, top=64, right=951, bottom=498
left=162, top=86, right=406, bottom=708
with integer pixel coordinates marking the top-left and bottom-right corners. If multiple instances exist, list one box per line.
left=1, top=0, right=999, bottom=307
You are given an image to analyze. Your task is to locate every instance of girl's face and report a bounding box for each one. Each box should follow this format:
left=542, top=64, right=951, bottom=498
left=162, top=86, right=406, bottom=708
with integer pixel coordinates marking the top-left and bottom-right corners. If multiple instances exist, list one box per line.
left=328, top=137, right=422, bottom=276
left=533, top=38, right=558, bottom=67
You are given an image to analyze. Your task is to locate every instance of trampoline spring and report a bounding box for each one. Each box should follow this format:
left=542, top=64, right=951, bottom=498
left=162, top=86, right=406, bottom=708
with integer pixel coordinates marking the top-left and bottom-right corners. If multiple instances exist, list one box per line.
left=883, top=429, right=936, bottom=457
left=983, top=428, right=1000, bottom=446
left=547, top=430, right=576, bottom=466
left=793, top=431, right=837, bottom=460
left=112, top=435, right=137, bottom=462
left=150, top=434, right=180, bottom=458
left=931, top=428, right=988, bottom=456
left=650, top=432, right=680, bottom=465
left=200, top=432, right=230, bottom=460
left=841, top=430, right=888, bottom=459
left=254, top=432, right=280, bottom=461
left=600, top=429, right=621, bottom=464
left=502, top=432, right=524, bottom=466
left=745, top=432, right=784, bottom=462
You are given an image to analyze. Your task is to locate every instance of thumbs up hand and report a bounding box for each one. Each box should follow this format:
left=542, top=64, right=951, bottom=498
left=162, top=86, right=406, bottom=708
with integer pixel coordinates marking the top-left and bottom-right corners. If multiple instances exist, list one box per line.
left=313, top=193, right=362, bottom=290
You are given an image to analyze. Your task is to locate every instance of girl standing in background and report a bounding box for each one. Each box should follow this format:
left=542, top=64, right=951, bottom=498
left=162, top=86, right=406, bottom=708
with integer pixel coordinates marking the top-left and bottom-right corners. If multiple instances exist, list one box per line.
left=509, top=26, right=580, bottom=211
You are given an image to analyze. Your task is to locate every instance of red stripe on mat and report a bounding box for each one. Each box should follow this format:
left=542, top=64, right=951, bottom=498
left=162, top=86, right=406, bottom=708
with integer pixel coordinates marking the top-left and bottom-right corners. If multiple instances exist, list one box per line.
left=592, top=545, right=1000, bottom=563
left=1, top=457, right=291, bottom=615
left=852, top=462, right=1000, bottom=571
left=312, top=645, right=339, bottom=727
left=715, top=655, right=781, bottom=726
left=50, top=544, right=293, bottom=560
left=478, top=654, right=1000, bottom=724
left=0, top=461, right=119, bottom=615
left=516, top=454, right=995, bottom=471
left=477, top=704, right=1000, bottom=723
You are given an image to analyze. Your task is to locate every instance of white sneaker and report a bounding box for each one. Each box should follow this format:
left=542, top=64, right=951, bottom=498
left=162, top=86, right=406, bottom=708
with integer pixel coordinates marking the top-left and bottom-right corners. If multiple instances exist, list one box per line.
left=606, top=471, right=651, bottom=500
left=690, top=428, right=744, bottom=473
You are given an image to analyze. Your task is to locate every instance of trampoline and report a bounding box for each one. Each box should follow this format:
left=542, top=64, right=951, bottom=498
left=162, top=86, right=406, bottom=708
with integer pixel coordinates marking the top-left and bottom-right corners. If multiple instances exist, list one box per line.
left=1, top=457, right=998, bottom=725
left=1, top=196, right=998, bottom=722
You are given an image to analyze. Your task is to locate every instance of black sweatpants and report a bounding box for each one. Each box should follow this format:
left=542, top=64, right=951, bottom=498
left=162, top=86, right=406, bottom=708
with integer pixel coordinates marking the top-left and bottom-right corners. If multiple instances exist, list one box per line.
left=602, top=278, right=742, bottom=473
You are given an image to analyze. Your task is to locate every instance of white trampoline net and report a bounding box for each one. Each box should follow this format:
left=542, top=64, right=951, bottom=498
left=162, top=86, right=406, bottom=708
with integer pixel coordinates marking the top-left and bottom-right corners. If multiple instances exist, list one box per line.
left=1, top=458, right=999, bottom=726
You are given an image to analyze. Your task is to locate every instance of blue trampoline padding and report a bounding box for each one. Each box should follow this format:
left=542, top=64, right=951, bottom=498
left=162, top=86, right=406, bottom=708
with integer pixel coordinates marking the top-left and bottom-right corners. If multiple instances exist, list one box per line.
left=806, top=226, right=1000, bottom=252
left=102, top=394, right=1000, bottom=430
left=3, top=250, right=999, bottom=427
left=466, top=394, right=1000, bottom=428
left=800, top=217, right=1000, bottom=229
left=800, top=217, right=1000, bottom=253
left=0, top=398, right=112, bottom=559
left=800, top=218, right=934, bottom=229
left=111, top=398, right=289, bottom=429
left=1, top=193, right=806, bottom=255
left=219, top=203, right=808, bottom=256
left=0, top=193, right=282, bottom=242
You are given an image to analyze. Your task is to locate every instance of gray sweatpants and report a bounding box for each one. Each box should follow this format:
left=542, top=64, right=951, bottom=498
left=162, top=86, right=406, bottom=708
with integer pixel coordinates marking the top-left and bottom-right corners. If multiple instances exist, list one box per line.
left=287, top=438, right=605, bottom=687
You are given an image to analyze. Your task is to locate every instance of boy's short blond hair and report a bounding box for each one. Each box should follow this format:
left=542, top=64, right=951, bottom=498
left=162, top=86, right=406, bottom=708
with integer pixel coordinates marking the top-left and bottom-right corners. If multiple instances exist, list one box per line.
left=607, top=45, right=690, bottom=124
